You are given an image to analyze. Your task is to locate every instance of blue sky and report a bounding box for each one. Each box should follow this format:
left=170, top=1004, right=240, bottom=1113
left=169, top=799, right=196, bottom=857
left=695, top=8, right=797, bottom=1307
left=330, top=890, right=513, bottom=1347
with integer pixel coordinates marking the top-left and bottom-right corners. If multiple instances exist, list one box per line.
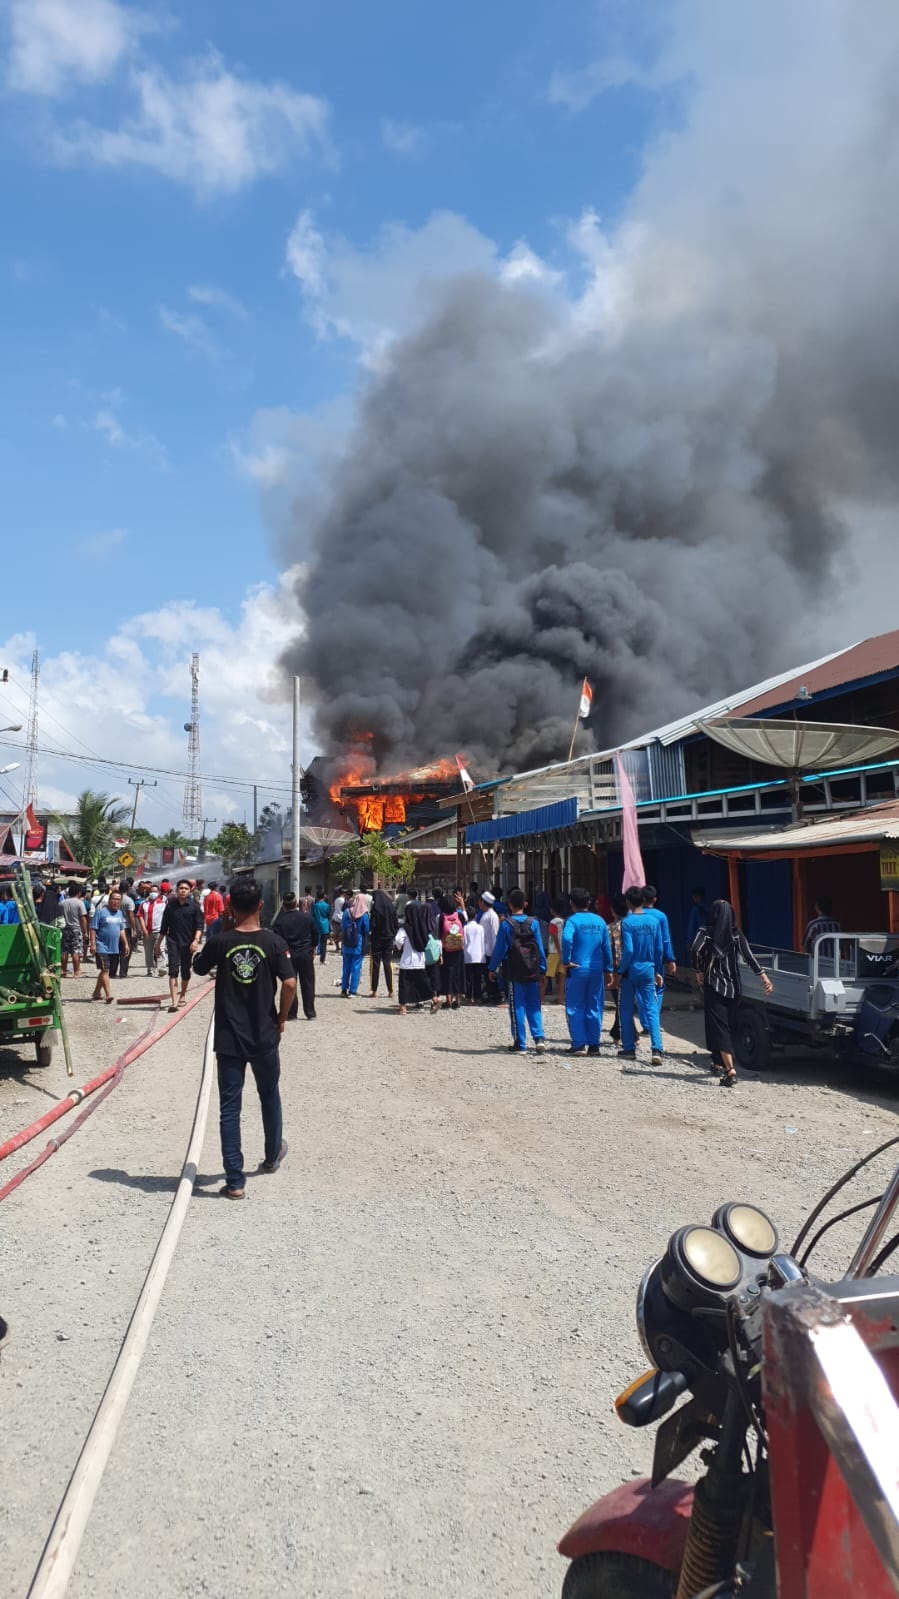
left=4, top=0, right=890, bottom=832
left=0, top=0, right=667, bottom=826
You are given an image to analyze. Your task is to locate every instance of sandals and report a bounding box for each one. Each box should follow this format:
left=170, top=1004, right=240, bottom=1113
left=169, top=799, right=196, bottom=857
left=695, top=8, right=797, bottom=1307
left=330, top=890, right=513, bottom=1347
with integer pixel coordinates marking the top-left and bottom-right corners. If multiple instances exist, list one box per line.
left=720, top=1069, right=737, bottom=1088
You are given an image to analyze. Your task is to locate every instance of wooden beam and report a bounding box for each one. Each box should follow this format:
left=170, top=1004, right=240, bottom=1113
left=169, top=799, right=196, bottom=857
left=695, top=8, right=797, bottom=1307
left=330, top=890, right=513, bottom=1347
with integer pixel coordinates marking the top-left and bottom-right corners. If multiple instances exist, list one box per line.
left=728, top=856, right=742, bottom=925
left=889, top=892, right=899, bottom=936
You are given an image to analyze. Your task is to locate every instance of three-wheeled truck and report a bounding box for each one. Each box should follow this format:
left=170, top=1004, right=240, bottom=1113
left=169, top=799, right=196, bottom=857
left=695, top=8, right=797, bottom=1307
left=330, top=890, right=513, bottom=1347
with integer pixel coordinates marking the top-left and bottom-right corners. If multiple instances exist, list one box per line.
left=0, top=867, right=66, bottom=1071
left=733, top=931, right=899, bottom=1072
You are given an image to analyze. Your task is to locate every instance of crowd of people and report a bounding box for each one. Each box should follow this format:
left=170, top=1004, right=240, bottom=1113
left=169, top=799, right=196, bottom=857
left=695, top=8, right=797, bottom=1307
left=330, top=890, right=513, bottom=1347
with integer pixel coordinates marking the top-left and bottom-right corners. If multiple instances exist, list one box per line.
left=259, top=878, right=770, bottom=1084
left=191, top=876, right=772, bottom=1198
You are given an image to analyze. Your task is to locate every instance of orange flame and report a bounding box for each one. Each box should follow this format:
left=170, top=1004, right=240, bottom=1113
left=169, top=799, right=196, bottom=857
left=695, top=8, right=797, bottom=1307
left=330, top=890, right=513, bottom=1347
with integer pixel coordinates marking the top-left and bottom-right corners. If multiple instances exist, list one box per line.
left=328, top=748, right=468, bottom=833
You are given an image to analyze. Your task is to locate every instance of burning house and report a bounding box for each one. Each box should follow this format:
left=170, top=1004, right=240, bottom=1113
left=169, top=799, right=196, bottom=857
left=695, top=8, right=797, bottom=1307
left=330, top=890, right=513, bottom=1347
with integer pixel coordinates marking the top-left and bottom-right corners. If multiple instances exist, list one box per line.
left=307, top=754, right=467, bottom=837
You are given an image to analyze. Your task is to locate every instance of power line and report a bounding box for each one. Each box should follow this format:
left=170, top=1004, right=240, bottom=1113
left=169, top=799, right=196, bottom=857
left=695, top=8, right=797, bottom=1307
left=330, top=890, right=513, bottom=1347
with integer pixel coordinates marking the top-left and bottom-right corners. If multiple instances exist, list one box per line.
left=0, top=735, right=297, bottom=792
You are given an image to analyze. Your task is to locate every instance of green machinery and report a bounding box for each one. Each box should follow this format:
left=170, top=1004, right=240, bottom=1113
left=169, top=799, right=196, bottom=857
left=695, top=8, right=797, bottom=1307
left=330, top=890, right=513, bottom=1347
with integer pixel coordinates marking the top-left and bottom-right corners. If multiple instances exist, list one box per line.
left=0, top=865, right=73, bottom=1075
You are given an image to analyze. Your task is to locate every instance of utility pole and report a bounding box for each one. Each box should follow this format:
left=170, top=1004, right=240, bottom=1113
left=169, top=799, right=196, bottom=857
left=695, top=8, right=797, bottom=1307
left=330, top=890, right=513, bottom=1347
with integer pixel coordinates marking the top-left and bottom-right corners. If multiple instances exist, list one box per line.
left=127, top=777, right=157, bottom=842
left=22, top=650, right=39, bottom=813
left=198, top=816, right=217, bottom=863
left=253, top=784, right=258, bottom=838
left=291, top=676, right=301, bottom=897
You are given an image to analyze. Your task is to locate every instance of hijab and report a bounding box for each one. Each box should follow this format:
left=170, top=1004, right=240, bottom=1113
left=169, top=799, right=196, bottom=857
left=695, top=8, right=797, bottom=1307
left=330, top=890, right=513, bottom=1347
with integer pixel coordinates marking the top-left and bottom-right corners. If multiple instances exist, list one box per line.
left=708, top=898, right=738, bottom=957
left=349, top=892, right=369, bottom=919
left=403, top=895, right=430, bottom=953
left=371, top=888, right=398, bottom=939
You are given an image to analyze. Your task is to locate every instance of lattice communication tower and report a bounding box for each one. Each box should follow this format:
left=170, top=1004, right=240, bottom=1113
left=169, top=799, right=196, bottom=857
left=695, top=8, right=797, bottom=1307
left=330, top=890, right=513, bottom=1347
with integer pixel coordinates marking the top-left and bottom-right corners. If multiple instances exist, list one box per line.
left=182, top=652, right=202, bottom=839
left=22, top=649, right=39, bottom=811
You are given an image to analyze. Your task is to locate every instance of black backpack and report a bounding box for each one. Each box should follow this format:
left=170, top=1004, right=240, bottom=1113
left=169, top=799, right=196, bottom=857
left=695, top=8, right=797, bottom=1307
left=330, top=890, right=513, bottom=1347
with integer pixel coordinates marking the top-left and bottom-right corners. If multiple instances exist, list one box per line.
left=507, top=916, right=540, bottom=982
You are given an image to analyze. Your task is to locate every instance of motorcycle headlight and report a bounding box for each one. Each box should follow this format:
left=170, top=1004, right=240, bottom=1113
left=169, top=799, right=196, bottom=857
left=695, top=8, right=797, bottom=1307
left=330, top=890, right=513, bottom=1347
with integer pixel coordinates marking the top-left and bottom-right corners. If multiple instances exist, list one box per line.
left=662, top=1225, right=742, bottom=1311
left=712, top=1202, right=778, bottom=1259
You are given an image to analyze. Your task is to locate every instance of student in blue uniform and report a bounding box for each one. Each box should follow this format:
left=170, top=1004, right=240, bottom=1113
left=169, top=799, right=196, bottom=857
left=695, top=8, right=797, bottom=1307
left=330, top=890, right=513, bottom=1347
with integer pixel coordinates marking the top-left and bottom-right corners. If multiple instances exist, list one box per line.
left=561, top=887, right=614, bottom=1056
left=642, top=885, right=677, bottom=1012
left=488, top=888, right=547, bottom=1054
left=340, top=892, right=370, bottom=997
left=618, top=886, right=665, bottom=1064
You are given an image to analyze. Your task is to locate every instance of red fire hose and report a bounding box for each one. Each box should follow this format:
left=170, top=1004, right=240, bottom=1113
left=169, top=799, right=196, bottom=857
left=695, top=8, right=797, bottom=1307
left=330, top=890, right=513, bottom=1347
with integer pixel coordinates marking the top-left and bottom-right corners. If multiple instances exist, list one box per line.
left=0, top=983, right=214, bottom=1203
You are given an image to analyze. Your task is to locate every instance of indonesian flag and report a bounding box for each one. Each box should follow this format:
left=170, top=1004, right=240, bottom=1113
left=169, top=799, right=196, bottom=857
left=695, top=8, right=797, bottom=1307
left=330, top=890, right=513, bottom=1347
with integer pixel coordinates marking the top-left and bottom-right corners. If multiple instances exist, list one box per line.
left=114, top=837, right=128, bottom=848
left=58, top=836, right=75, bottom=862
left=578, top=678, right=593, bottom=720
left=455, top=754, right=475, bottom=793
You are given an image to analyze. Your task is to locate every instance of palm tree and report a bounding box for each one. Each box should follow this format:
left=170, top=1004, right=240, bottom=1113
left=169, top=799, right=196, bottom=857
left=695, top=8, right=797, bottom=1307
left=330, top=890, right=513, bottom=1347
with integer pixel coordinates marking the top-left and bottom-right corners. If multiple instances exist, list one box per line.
left=59, top=790, right=131, bottom=878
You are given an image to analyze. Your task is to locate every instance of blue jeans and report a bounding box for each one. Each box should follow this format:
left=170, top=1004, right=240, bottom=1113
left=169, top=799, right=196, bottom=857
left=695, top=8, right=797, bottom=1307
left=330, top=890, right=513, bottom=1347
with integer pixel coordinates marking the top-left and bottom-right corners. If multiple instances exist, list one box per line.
left=565, top=969, right=606, bottom=1049
left=508, top=980, right=544, bottom=1049
left=620, top=965, right=663, bottom=1053
left=317, top=932, right=328, bottom=963
left=217, top=1048, right=283, bottom=1191
left=342, top=948, right=363, bottom=994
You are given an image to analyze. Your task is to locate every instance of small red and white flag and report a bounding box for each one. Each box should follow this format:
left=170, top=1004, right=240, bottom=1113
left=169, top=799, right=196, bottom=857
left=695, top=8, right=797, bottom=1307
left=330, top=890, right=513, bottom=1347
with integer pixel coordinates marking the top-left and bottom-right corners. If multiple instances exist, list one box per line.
left=578, top=678, right=593, bottom=720
left=455, top=754, right=475, bottom=793
left=25, top=802, right=40, bottom=834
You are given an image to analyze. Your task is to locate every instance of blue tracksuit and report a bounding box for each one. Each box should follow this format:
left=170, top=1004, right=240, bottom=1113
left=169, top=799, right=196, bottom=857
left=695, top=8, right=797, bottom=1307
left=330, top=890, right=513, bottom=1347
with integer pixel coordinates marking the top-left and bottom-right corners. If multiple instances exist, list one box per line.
left=644, top=905, right=675, bottom=1013
left=341, top=910, right=369, bottom=994
left=619, top=912, right=664, bottom=1053
left=313, top=898, right=331, bottom=962
left=561, top=912, right=613, bottom=1049
left=489, top=914, right=546, bottom=1050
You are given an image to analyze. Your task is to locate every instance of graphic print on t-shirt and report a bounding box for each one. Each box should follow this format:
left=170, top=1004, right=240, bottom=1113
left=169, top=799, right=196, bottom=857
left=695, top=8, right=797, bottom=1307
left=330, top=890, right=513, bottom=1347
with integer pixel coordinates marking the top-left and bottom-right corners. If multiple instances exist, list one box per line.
left=227, top=943, right=266, bottom=984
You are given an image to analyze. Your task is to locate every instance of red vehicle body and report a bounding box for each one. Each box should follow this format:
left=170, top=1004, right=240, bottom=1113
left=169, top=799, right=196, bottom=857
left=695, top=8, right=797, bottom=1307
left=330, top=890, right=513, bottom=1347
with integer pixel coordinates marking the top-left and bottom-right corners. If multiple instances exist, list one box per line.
left=558, top=1166, right=899, bottom=1599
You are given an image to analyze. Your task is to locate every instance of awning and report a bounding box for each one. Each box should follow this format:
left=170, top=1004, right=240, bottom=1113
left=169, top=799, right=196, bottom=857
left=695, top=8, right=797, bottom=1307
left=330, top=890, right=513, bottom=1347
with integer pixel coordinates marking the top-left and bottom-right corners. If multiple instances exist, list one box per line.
left=465, top=797, right=578, bottom=845
left=696, top=801, right=899, bottom=861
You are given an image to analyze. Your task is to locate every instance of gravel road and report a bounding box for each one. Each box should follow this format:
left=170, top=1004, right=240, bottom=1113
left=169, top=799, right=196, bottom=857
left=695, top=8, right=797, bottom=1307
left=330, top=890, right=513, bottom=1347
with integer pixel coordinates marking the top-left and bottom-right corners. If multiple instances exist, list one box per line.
left=2, top=966, right=898, bottom=1597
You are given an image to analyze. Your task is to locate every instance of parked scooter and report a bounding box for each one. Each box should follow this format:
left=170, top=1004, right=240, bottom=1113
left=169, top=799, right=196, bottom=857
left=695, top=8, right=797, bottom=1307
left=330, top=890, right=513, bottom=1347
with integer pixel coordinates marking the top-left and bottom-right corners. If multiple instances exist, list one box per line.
left=558, top=1135, right=899, bottom=1597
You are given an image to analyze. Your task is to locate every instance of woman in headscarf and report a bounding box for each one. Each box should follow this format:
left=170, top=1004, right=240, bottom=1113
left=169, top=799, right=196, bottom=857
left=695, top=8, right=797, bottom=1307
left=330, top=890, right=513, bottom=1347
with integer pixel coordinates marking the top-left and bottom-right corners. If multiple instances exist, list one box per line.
left=340, top=891, right=370, bottom=998
left=369, top=888, right=399, bottom=998
left=692, top=899, right=772, bottom=1085
left=393, top=892, right=432, bottom=1014
left=403, top=890, right=440, bottom=1008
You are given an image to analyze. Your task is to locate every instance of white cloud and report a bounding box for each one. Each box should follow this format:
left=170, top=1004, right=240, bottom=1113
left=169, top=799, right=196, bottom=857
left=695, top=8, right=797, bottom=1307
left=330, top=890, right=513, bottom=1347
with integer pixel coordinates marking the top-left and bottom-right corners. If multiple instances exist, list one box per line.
left=5, top=0, right=145, bottom=96
left=188, top=283, right=248, bottom=319
left=51, top=412, right=68, bottom=429
left=53, top=53, right=331, bottom=194
left=380, top=118, right=424, bottom=157
left=91, top=404, right=169, bottom=469
left=0, top=570, right=309, bottom=828
left=159, top=304, right=222, bottom=360
left=546, top=54, right=663, bottom=113
left=285, top=208, right=544, bottom=364
left=79, top=526, right=128, bottom=559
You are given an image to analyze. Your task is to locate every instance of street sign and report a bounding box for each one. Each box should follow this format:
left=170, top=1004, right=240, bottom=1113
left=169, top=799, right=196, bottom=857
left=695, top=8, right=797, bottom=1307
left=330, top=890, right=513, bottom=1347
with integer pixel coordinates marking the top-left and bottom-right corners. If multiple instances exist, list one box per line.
left=117, top=851, right=135, bottom=868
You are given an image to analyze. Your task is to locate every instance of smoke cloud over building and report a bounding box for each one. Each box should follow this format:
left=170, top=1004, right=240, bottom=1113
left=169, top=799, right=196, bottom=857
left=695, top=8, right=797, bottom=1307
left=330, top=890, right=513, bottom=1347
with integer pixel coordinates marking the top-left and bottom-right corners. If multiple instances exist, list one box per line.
left=282, top=1, right=899, bottom=773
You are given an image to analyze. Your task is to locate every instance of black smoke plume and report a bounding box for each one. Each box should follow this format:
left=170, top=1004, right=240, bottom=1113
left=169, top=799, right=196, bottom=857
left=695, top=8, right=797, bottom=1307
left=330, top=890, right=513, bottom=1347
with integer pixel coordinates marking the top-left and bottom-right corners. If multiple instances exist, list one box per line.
left=283, top=2, right=899, bottom=773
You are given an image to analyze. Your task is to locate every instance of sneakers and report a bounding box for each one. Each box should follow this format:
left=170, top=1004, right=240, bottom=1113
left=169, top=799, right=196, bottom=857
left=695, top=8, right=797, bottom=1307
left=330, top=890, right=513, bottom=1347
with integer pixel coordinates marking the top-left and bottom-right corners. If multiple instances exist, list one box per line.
left=651, top=1052, right=663, bottom=1066
left=219, top=1185, right=245, bottom=1200
left=534, top=1040, right=547, bottom=1053
left=262, top=1140, right=288, bottom=1174
left=587, top=1045, right=601, bottom=1057
left=618, top=1049, right=636, bottom=1060
left=569, top=1046, right=587, bottom=1057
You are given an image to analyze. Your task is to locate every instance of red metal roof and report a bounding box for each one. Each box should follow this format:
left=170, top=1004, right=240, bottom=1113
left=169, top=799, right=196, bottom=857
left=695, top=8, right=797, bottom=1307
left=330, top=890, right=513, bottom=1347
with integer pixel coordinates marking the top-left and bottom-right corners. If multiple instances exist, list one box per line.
left=732, top=630, right=899, bottom=718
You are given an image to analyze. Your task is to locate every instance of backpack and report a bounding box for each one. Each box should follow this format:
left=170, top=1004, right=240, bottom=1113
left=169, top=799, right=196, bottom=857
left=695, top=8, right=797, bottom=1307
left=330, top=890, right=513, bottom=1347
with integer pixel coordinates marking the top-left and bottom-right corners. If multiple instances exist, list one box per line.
left=342, top=911, right=361, bottom=952
left=507, top=916, right=540, bottom=982
left=441, top=912, right=464, bottom=952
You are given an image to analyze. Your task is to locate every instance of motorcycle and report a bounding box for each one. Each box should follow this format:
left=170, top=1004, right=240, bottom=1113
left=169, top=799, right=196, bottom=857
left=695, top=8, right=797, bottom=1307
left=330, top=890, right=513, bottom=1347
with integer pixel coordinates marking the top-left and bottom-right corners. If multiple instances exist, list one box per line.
left=558, top=1132, right=899, bottom=1598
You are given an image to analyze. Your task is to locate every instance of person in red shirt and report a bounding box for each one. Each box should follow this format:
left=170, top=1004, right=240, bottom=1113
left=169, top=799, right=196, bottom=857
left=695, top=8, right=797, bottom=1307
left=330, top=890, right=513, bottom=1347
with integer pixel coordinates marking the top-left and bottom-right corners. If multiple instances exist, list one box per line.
left=203, top=880, right=225, bottom=928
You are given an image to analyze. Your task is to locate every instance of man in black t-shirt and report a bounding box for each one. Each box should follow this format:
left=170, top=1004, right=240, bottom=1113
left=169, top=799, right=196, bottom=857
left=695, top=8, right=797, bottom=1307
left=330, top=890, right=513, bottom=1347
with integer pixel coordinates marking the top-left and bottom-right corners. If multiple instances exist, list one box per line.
left=193, top=877, right=296, bottom=1199
left=156, top=879, right=205, bottom=1011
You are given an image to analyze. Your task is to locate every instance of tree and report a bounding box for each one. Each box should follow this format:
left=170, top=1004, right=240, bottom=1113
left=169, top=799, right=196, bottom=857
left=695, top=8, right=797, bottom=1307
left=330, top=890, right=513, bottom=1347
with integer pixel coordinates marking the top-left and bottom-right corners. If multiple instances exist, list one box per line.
left=58, top=790, right=131, bottom=878
left=328, top=836, right=365, bottom=888
left=209, top=821, right=254, bottom=869
left=328, top=832, right=418, bottom=889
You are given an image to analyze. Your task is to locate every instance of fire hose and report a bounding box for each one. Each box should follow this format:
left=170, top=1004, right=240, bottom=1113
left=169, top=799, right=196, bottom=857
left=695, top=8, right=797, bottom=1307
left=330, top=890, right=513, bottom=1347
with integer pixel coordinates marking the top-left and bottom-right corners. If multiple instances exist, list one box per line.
left=0, top=982, right=214, bottom=1202
left=26, top=1014, right=217, bottom=1598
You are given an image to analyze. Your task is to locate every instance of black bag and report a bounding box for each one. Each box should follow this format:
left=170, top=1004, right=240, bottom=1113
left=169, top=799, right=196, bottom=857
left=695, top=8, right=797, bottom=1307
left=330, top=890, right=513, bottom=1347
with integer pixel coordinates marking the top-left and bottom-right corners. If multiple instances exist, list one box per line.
left=507, top=916, right=540, bottom=982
